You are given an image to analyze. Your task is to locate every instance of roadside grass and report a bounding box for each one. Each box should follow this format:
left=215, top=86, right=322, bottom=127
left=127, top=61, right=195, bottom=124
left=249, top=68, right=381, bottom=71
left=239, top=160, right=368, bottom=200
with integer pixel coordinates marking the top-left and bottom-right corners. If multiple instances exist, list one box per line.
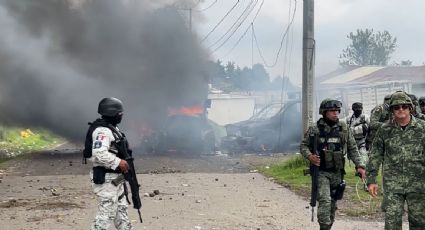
left=260, top=154, right=383, bottom=218
left=0, top=127, right=64, bottom=160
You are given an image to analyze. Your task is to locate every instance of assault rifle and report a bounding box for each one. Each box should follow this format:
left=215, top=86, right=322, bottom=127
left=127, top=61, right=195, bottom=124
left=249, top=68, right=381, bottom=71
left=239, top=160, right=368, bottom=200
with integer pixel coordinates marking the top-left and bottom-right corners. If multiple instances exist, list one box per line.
left=304, top=132, right=319, bottom=222
left=110, top=125, right=143, bottom=223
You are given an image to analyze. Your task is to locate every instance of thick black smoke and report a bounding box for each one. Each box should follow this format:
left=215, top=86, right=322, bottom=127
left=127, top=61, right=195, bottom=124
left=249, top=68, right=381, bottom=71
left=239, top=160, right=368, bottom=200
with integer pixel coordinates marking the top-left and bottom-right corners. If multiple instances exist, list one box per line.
left=0, top=0, right=208, bottom=144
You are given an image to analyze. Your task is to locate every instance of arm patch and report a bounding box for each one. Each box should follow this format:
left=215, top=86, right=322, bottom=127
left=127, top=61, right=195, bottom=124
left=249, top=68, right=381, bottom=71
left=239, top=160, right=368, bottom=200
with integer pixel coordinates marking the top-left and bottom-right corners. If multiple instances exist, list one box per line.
left=93, top=140, right=102, bottom=149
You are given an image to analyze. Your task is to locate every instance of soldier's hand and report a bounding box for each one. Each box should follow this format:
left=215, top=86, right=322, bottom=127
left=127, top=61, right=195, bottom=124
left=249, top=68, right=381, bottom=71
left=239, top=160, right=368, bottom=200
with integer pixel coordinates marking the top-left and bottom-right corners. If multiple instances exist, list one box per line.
left=368, top=184, right=378, bottom=197
left=356, top=167, right=366, bottom=180
left=307, top=154, right=320, bottom=166
left=118, top=160, right=129, bottom=173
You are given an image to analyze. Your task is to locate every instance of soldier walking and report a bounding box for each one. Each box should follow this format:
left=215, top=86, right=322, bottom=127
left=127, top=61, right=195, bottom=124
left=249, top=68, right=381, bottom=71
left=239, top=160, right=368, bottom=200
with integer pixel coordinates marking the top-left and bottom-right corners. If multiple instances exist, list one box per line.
left=300, top=98, right=366, bottom=230
left=346, top=102, right=369, bottom=162
left=407, top=93, right=425, bottom=120
left=366, top=94, right=392, bottom=150
left=419, top=96, right=425, bottom=115
left=367, top=91, right=425, bottom=230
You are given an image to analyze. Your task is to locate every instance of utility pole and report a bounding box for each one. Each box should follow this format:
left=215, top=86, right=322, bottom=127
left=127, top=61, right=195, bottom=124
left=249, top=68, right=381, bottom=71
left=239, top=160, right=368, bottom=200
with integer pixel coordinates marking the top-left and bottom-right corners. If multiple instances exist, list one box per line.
left=302, top=0, right=315, bottom=133
left=189, top=8, right=192, bottom=31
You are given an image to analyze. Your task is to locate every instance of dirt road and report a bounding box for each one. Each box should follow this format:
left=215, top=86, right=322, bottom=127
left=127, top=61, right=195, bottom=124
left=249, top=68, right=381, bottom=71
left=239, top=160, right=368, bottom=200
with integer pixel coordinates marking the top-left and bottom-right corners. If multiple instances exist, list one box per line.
left=0, top=144, right=401, bottom=229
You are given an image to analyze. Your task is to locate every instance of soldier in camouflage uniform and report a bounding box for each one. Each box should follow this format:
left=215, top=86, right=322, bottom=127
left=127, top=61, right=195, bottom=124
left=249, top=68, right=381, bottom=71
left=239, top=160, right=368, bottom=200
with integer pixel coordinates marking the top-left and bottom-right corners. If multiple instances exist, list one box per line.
left=365, top=94, right=392, bottom=150
left=419, top=96, right=425, bottom=115
left=407, top=93, right=425, bottom=121
left=418, top=97, right=425, bottom=114
left=346, top=102, right=369, bottom=162
left=300, top=99, right=366, bottom=230
left=366, top=91, right=425, bottom=230
left=89, top=98, right=132, bottom=230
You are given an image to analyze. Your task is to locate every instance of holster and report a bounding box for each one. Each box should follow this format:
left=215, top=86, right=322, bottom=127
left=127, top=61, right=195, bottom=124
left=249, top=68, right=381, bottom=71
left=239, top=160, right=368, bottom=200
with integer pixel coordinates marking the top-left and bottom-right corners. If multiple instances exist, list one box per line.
left=92, top=166, right=106, bottom=184
left=331, top=180, right=346, bottom=200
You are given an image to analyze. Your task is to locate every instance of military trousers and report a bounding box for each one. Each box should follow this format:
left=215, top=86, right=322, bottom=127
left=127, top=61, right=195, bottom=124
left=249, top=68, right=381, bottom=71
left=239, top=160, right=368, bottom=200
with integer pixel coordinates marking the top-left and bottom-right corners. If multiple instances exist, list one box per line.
left=384, top=192, right=425, bottom=230
left=91, top=173, right=132, bottom=230
left=317, top=170, right=342, bottom=228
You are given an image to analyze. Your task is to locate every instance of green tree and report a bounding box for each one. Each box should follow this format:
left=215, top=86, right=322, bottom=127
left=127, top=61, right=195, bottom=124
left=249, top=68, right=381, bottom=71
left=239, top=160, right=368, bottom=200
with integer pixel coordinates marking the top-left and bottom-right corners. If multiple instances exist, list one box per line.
left=339, top=29, right=397, bottom=66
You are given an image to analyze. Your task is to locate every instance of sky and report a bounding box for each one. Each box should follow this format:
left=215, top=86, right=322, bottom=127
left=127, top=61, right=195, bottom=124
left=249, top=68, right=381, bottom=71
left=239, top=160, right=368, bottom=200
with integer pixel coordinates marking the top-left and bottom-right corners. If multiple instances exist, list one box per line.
left=190, top=0, right=425, bottom=85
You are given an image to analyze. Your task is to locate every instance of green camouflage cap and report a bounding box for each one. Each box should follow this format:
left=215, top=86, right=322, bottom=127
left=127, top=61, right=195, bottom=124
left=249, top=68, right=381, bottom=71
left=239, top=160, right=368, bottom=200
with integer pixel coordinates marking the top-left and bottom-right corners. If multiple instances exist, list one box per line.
left=389, top=91, right=413, bottom=108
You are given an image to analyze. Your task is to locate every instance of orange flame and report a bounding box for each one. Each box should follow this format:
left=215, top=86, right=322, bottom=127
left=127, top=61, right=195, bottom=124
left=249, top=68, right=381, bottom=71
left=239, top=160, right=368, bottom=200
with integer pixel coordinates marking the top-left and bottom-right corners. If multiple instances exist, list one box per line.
left=168, top=105, right=204, bottom=116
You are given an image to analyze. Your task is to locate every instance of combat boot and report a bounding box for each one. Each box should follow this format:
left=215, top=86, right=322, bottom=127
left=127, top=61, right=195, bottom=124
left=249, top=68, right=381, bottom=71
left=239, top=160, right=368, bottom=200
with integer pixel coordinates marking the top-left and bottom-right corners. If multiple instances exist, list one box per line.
left=320, top=224, right=332, bottom=230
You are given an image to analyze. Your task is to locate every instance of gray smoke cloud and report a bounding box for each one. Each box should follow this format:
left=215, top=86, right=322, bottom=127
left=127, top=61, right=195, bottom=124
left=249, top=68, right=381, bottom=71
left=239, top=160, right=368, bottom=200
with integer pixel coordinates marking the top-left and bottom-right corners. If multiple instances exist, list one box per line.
left=0, top=0, right=208, bottom=144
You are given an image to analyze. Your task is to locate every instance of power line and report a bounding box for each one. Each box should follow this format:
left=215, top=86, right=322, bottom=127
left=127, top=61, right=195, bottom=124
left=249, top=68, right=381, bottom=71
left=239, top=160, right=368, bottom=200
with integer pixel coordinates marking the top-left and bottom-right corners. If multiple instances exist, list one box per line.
left=211, top=0, right=259, bottom=52
left=195, top=0, right=218, bottom=12
left=253, top=0, right=297, bottom=68
left=278, top=1, right=296, bottom=148
left=174, top=0, right=201, bottom=10
left=201, top=0, right=240, bottom=43
left=208, top=0, right=256, bottom=50
left=221, top=0, right=264, bottom=58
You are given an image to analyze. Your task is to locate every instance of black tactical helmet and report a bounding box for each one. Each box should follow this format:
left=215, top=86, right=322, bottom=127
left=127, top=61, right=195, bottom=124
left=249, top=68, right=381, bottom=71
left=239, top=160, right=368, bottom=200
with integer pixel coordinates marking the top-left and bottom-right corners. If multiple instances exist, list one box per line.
left=352, top=102, right=363, bottom=110
left=319, top=98, right=342, bottom=115
left=98, top=97, right=124, bottom=117
left=407, top=93, right=419, bottom=106
left=383, top=94, right=392, bottom=105
left=419, top=96, right=425, bottom=105
left=389, top=91, right=413, bottom=108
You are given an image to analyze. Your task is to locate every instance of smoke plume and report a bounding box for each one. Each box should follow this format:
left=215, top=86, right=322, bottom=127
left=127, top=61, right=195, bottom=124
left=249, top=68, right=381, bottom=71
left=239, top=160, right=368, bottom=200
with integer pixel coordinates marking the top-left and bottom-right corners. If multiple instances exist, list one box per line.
left=0, top=0, right=208, bottom=144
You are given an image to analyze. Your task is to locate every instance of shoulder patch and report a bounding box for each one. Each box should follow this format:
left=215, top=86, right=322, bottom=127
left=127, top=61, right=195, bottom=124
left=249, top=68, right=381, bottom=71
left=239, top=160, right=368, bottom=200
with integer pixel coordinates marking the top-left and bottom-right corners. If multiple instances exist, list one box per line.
left=93, top=140, right=102, bottom=149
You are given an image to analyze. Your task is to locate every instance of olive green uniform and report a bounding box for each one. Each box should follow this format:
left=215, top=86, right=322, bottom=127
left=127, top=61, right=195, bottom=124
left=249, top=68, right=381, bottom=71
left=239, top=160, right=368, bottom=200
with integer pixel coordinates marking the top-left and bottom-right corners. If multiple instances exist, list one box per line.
left=366, top=104, right=391, bottom=150
left=300, top=118, right=365, bottom=229
left=367, top=116, right=425, bottom=230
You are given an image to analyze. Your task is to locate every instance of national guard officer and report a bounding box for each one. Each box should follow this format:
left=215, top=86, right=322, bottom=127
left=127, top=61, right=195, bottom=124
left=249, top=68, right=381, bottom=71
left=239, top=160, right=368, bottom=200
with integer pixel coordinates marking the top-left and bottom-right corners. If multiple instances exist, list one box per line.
left=346, top=102, right=369, bottom=161
left=88, top=97, right=132, bottom=230
left=300, top=98, right=366, bottom=230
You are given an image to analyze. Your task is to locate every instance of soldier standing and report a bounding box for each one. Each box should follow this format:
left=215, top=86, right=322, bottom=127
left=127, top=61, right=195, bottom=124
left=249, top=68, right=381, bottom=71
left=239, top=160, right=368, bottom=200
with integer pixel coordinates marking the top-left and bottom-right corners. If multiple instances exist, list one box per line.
left=367, top=91, right=425, bottom=230
left=418, top=97, right=425, bottom=114
left=346, top=102, right=369, bottom=161
left=407, top=93, right=425, bottom=120
left=366, top=94, right=392, bottom=150
left=300, top=98, right=366, bottom=230
left=88, top=97, right=132, bottom=230
left=419, top=96, right=425, bottom=115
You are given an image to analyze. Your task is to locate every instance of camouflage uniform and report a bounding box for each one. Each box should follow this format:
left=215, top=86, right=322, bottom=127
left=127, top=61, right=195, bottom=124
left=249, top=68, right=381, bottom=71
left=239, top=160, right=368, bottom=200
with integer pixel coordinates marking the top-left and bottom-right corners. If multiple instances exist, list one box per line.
left=89, top=98, right=132, bottom=230
left=366, top=91, right=425, bottom=230
left=300, top=99, right=365, bottom=230
left=419, top=97, right=425, bottom=115
left=408, top=94, right=425, bottom=121
left=366, top=95, right=392, bottom=150
left=346, top=102, right=369, bottom=162
left=90, top=126, right=132, bottom=230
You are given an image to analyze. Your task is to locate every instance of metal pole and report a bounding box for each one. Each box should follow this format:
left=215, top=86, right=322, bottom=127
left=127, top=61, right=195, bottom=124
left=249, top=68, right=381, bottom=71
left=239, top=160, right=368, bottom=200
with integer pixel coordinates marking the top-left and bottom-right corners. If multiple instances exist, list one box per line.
left=302, top=0, right=315, bottom=132
left=189, top=8, right=192, bottom=31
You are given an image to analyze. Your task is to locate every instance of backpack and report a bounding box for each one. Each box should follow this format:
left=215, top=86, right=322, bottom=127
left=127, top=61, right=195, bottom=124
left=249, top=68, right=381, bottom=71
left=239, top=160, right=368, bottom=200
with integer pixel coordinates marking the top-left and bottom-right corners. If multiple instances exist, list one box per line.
left=82, top=119, right=109, bottom=164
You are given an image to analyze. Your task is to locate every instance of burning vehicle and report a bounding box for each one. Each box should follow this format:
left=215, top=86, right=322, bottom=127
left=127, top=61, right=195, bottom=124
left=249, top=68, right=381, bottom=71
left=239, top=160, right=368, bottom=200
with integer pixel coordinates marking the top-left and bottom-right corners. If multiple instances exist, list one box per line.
left=221, top=100, right=302, bottom=153
left=144, top=105, right=215, bottom=155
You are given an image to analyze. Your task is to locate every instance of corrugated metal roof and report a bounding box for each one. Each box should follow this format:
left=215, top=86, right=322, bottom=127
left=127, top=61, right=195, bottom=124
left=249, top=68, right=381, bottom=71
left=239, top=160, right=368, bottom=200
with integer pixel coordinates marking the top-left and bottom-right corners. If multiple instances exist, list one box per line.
left=319, top=66, right=425, bottom=85
left=321, top=66, right=385, bottom=84
left=355, top=66, right=425, bottom=84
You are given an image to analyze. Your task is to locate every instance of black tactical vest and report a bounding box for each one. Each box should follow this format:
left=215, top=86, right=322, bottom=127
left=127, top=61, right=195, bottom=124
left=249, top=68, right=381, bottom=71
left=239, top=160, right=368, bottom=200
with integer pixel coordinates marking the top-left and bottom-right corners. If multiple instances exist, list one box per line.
left=314, top=120, right=346, bottom=171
